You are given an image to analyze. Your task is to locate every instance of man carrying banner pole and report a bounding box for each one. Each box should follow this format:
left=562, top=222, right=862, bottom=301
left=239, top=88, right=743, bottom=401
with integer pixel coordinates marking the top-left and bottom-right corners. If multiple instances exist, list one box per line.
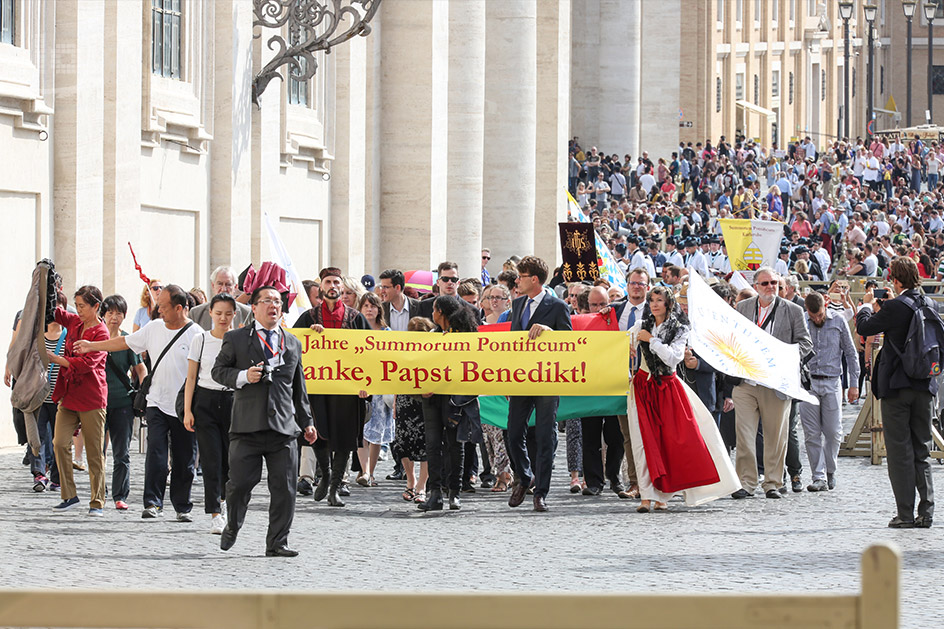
left=730, top=267, right=812, bottom=499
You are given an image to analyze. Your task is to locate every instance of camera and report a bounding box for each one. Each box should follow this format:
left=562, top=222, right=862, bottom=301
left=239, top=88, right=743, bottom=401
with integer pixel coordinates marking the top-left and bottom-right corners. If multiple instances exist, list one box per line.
left=259, top=365, right=274, bottom=384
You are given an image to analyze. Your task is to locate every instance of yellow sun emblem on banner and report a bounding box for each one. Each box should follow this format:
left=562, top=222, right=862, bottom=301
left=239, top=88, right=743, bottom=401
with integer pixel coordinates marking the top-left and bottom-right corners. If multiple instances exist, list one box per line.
left=704, top=330, right=767, bottom=380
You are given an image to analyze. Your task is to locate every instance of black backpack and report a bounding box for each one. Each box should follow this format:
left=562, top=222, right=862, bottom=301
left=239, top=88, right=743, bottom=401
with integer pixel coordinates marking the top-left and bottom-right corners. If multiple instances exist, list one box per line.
left=888, top=292, right=944, bottom=381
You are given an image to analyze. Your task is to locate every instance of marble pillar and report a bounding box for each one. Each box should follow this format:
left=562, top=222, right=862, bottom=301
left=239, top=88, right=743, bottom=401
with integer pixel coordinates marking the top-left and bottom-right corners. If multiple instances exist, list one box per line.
left=569, top=0, right=600, bottom=148
left=445, top=0, right=486, bottom=280
left=483, top=0, right=537, bottom=266
left=599, top=0, right=640, bottom=158
left=639, top=0, right=681, bottom=159
left=53, top=0, right=105, bottom=293
left=534, top=0, right=571, bottom=266
left=379, top=0, right=449, bottom=271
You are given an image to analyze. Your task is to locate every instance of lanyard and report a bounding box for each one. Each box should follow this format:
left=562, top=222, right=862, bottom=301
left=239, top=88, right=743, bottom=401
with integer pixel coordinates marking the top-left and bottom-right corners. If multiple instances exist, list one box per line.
left=755, top=299, right=778, bottom=330
left=256, top=329, right=284, bottom=358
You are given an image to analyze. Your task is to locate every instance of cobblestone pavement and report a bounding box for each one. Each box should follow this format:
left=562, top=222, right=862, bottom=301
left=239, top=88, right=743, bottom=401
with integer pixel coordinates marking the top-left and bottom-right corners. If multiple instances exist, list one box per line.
left=1, top=403, right=941, bottom=628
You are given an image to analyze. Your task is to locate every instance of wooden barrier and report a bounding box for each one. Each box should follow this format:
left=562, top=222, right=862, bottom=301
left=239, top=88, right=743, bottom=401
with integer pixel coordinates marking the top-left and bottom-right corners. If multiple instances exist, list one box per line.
left=0, top=544, right=902, bottom=629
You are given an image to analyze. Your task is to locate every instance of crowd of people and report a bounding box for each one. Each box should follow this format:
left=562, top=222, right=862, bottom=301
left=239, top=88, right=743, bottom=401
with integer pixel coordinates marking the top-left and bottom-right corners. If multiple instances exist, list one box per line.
left=5, top=132, right=940, bottom=557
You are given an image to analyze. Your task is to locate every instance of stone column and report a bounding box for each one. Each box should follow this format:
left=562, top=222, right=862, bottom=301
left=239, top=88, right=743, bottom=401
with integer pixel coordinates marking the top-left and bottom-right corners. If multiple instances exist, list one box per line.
left=330, top=37, right=368, bottom=275
left=102, top=0, right=142, bottom=297
left=210, top=0, right=253, bottom=271
left=483, top=0, right=537, bottom=266
left=53, top=0, right=106, bottom=293
left=569, top=0, right=600, bottom=146
left=379, top=0, right=449, bottom=271
left=534, top=0, right=571, bottom=266
left=599, top=0, right=640, bottom=157
left=250, top=11, right=282, bottom=267
left=639, top=0, right=681, bottom=160
left=445, top=0, right=486, bottom=279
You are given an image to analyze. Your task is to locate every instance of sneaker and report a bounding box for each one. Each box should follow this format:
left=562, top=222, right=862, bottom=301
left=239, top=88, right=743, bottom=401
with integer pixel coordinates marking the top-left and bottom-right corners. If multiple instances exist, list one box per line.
left=88, top=508, right=104, bottom=517
left=210, top=514, right=225, bottom=535
left=176, top=511, right=193, bottom=523
left=33, top=475, right=48, bottom=492
left=141, top=505, right=163, bottom=519
left=52, top=496, right=80, bottom=513
left=115, top=500, right=129, bottom=510
left=220, top=500, right=228, bottom=520
left=826, top=473, right=836, bottom=490
left=791, top=475, right=803, bottom=493
left=49, top=482, right=60, bottom=491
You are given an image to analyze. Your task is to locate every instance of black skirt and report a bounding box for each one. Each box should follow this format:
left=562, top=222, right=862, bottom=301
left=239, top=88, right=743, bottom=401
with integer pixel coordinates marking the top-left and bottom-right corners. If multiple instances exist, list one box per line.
left=308, top=394, right=365, bottom=451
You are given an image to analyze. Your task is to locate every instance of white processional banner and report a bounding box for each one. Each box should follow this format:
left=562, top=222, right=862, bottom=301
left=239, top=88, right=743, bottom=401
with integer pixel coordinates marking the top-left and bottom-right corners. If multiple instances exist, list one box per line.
left=263, top=211, right=310, bottom=321
left=687, top=272, right=818, bottom=405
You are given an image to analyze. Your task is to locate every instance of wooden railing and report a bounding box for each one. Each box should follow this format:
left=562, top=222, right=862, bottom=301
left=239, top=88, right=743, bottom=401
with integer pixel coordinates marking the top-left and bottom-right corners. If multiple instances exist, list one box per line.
left=0, top=544, right=901, bottom=629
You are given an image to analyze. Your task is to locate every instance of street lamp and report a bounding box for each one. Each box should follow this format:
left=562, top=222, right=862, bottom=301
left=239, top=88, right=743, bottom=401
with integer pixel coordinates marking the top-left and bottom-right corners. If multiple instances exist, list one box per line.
left=926, top=1, right=938, bottom=123
left=904, top=1, right=917, bottom=126
left=864, top=3, right=877, bottom=137
left=839, top=1, right=854, bottom=138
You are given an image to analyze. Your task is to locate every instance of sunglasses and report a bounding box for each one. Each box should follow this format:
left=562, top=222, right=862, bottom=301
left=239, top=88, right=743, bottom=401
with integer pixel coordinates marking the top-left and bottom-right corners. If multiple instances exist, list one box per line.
left=150, top=285, right=164, bottom=292
left=440, top=276, right=459, bottom=284
left=756, top=280, right=779, bottom=287
left=482, top=256, right=491, bottom=260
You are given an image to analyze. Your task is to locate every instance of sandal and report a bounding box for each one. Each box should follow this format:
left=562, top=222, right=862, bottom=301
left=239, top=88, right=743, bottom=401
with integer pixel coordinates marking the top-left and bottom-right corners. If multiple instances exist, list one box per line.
left=368, top=476, right=379, bottom=487
left=491, top=480, right=509, bottom=492
left=654, top=502, right=668, bottom=511
left=355, top=474, right=370, bottom=487
left=636, top=500, right=651, bottom=513
left=413, top=491, right=426, bottom=504
left=402, top=488, right=416, bottom=501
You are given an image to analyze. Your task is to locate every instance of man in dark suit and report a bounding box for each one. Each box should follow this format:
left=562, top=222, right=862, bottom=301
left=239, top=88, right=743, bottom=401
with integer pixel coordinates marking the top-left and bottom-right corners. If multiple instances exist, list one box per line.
left=416, top=261, right=461, bottom=320
left=212, top=286, right=317, bottom=557
left=856, top=257, right=936, bottom=529
left=379, top=269, right=421, bottom=332
left=506, top=256, right=573, bottom=512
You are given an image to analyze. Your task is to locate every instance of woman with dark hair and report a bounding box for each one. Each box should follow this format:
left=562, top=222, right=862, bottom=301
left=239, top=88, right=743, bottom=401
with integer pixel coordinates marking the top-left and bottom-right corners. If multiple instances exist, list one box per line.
left=182, top=293, right=236, bottom=534
left=417, top=295, right=479, bottom=512
left=49, top=286, right=110, bottom=515
left=357, top=292, right=394, bottom=487
left=625, top=286, right=738, bottom=512
left=100, top=294, right=146, bottom=510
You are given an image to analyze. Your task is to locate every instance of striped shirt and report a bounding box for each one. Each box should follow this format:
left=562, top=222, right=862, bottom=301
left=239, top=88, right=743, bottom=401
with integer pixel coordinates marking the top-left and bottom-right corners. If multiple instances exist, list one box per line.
left=45, top=334, right=63, bottom=404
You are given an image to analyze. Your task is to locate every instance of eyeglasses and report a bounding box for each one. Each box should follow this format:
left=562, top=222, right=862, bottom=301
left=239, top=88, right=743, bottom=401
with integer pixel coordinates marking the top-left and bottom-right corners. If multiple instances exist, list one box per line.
left=518, top=273, right=532, bottom=279
left=150, top=285, right=164, bottom=292
left=255, top=298, right=282, bottom=306
left=756, top=280, right=779, bottom=287
left=439, top=276, right=459, bottom=284
left=482, top=256, right=491, bottom=261
left=628, top=281, right=647, bottom=288
left=488, top=296, right=507, bottom=301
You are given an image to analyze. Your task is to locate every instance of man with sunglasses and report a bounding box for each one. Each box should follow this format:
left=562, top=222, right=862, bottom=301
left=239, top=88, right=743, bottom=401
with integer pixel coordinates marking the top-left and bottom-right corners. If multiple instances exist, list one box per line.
left=417, top=261, right=461, bottom=320
left=481, top=249, right=491, bottom=287
left=731, top=267, right=812, bottom=500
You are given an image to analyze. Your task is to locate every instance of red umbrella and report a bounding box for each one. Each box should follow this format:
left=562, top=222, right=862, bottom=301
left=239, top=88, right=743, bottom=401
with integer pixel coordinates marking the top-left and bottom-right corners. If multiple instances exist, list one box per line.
left=404, top=270, right=434, bottom=294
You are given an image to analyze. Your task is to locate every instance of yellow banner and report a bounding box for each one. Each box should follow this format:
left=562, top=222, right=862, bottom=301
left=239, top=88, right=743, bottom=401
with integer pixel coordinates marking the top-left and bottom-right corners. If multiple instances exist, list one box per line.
left=719, top=218, right=783, bottom=281
left=290, top=329, right=631, bottom=396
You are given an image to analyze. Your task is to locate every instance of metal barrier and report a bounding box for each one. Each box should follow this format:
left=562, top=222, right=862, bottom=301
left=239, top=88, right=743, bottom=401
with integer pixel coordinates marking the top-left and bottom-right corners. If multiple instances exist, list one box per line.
left=0, top=544, right=901, bottom=629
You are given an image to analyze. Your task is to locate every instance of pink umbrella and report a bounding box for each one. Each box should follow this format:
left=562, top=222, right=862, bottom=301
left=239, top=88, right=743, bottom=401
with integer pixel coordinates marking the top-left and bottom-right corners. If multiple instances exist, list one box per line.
left=404, top=270, right=434, bottom=294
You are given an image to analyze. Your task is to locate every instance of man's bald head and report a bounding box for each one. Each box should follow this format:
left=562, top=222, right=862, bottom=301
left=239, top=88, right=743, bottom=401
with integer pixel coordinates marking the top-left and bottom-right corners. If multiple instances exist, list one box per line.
left=588, top=287, right=609, bottom=313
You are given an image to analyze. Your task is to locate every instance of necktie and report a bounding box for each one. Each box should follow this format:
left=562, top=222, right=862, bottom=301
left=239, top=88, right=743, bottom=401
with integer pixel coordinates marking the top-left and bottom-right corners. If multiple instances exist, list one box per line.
left=628, top=306, right=637, bottom=328
left=263, top=329, right=274, bottom=360
left=521, top=299, right=533, bottom=330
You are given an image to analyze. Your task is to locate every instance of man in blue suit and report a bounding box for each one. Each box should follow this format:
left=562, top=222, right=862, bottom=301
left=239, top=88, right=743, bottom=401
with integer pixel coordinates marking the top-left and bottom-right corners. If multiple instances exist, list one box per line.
left=506, top=256, right=573, bottom=512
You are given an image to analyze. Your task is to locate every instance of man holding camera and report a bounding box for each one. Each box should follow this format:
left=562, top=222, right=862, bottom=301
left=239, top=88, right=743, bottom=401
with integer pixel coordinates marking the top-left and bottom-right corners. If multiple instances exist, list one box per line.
left=212, top=286, right=317, bottom=556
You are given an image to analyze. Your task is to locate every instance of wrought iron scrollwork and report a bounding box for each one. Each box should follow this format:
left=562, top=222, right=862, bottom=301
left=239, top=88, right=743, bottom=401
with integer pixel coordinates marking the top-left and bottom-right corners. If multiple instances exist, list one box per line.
left=252, top=0, right=382, bottom=104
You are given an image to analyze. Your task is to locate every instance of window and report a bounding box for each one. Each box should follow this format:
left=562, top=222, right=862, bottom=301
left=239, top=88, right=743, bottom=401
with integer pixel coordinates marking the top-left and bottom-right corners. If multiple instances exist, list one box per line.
left=288, top=26, right=309, bottom=106
left=852, top=67, right=856, bottom=98
left=771, top=121, right=779, bottom=146
left=152, top=0, right=182, bottom=79
left=821, top=69, right=826, bottom=102
left=772, top=0, right=779, bottom=23
left=754, top=0, right=761, bottom=26
left=736, top=0, right=743, bottom=25
left=716, top=77, right=723, bottom=112
left=772, top=70, right=780, bottom=97
left=717, top=0, right=724, bottom=24
left=807, top=0, right=816, bottom=15
left=736, top=73, right=744, bottom=100
left=789, top=0, right=796, bottom=22
left=880, top=66, right=884, bottom=94
left=789, top=72, right=794, bottom=104
left=0, top=0, right=13, bottom=45
left=754, top=74, right=760, bottom=104
left=933, top=66, right=944, bottom=94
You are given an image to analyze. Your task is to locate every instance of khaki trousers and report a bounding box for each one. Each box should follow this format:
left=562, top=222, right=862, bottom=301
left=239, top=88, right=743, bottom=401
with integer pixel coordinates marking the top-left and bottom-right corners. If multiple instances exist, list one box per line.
left=54, top=405, right=107, bottom=509
left=732, top=384, right=790, bottom=493
left=616, top=414, right=637, bottom=484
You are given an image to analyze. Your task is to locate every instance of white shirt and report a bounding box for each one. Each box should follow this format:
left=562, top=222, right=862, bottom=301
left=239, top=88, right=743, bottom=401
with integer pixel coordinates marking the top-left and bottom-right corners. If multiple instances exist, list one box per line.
left=388, top=298, right=411, bottom=332
left=619, top=300, right=646, bottom=331
left=188, top=332, right=230, bottom=391
left=665, top=250, right=684, bottom=268
left=520, top=290, right=546, bottom=328
left=685, top=249, right=711, bottom=278
left=125, top=320, right=202, bottom=416
left=235, top=322, right=286, bottom=389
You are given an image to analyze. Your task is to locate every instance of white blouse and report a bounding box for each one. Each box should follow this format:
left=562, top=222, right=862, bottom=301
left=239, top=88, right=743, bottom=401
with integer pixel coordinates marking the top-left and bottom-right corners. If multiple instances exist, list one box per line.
left=631, top=320, right=690, bottom=371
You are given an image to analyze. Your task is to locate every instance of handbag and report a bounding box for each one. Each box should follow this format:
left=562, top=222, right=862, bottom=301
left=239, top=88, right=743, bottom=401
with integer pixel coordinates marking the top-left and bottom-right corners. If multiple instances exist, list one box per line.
left=106, top=352, right=140, bottom=416
left=133, top=322, right=194, bottom=415
left=175, top=331, right=206, bottom=421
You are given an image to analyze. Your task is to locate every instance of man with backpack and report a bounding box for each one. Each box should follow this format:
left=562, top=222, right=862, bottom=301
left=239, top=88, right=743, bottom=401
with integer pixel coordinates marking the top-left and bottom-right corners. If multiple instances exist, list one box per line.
left=856, top=257, right=937, bottom=529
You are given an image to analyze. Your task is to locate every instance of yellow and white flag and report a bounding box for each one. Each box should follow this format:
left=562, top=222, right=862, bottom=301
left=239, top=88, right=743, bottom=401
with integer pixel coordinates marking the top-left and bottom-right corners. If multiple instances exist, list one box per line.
left=720, top=218, right=783, bottom=283
left=688, top=272, right=817, bottom=405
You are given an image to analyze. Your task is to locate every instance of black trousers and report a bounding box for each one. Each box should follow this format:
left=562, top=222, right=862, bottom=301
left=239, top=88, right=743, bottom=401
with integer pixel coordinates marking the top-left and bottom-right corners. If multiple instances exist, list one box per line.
left=880, top=389, right=935, bottom=522
left=580, top=416, right=624, bottom=490
left=422, top=395, right=462, bottom=492
left=192, top=387, right=233, bottom=514
left=226, top=430, right=298, bottom=551
left=786, top=400, right=803, bottom=478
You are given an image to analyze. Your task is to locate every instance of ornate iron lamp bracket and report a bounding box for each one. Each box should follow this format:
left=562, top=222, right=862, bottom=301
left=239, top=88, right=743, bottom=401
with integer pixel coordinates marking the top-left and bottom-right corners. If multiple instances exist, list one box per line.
left=251, top=0, right=381, bottom=105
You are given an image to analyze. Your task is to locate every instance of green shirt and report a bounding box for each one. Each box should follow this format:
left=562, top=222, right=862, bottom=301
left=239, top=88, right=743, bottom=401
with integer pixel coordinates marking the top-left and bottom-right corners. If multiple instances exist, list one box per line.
left=104, top=331, right=142, bottom=409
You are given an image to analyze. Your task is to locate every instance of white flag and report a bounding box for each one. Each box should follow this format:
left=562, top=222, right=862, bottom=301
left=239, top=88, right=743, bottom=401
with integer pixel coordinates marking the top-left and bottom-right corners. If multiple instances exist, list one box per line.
left=263, top=211, right=310, bottom=320
left=687, top=272, right=817, bottom=405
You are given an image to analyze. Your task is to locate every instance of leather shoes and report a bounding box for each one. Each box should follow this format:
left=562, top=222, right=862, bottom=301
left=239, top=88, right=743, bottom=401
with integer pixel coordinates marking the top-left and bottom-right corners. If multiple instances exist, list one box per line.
left=765, top=489, right=783, bottom=499
left=386, top=470, right=406, bottom=481
left=508, top=482, right=528, bottom=508
left=888, top=516, right=915, bottom=529
left=533, top=495, right=548, bottom=512
left=582, top=486, right=603, bottom=496
left=610, top=481, right=626, bottom=495
left=417, top=489, right=443, bottom=512
left=778, top=485, right=788, bottom=495
left=448, top=490, right=461, bottom=510
left=807, top=479, right=828, bottom=492
left=618, top=484, right=640, bottom=499
left=915, top=515, right=933, bottom=529
left=313, top=476, right=329, bottom=502
left=265, top=546, right=299, bottom=557
left=296, top=478, right=313, bottom=496
left=791, top=475, right=803, bottom=493
left=220, top=526, right=237, bottom=551
left=731, top=488, right=753, bottom=499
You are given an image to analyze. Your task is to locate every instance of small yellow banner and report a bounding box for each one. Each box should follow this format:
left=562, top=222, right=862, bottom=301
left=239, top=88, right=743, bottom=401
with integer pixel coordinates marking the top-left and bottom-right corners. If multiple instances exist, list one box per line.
left=290, top=329, right=631, bottom=396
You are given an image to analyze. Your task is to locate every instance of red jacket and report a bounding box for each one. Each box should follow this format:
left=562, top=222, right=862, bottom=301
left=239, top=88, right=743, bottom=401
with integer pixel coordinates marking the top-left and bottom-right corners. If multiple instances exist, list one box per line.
left=52, top=308, right=109, bottom=412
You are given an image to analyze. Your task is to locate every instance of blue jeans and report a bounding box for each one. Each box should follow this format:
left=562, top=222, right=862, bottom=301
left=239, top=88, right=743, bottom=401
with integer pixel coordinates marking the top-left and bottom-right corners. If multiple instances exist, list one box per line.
left=104, top=405, right=134, bottom=502
left=928, top=173, right=939, bottom=191
left=143, top=407, right=196, bottom=513
left=28, top=402, right=59, bottom=484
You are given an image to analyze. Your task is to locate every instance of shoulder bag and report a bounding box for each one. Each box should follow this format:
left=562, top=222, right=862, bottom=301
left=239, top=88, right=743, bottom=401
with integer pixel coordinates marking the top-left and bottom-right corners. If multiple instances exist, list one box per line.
left=133, top=321, right=194, bottom=415
left=175, top=331, right=206, bottom=420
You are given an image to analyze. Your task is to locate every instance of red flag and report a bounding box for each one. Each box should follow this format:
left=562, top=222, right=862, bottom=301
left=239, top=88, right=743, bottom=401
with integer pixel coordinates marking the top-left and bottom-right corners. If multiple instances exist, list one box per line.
left=127, top=242, right=150, bottom=285
left=478, top=311, right=618, bottom=333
